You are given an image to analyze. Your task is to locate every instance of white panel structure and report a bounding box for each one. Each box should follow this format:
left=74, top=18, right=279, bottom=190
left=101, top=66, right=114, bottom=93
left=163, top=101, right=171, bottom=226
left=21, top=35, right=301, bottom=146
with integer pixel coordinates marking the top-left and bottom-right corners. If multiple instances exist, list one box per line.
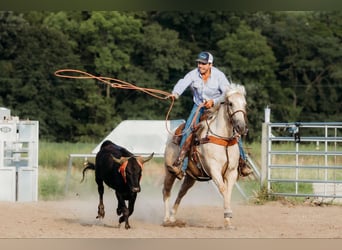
left=0, top=167, right=16, bottom=201
left=0, top=107, right=39, bottom=202
left=17, top=168, right=38, bottom=202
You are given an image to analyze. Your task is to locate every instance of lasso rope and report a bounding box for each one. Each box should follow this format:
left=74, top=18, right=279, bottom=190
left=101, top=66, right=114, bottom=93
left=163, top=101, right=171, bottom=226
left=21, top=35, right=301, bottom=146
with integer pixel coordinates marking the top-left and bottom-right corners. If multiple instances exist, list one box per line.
left=54, top=69, right=171, bottom=99
left=54, top=69, right=182, bottom=135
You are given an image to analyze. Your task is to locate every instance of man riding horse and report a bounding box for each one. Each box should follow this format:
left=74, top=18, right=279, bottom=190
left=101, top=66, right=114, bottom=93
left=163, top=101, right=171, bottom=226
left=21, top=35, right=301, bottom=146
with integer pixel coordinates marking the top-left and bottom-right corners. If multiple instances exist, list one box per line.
left=167, top=51, right=252, bottom=180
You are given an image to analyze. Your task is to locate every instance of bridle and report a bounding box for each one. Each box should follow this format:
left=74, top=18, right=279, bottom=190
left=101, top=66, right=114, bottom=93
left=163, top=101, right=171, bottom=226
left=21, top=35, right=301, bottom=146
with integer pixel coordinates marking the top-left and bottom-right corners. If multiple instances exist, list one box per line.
left=225, top=99, right=248, bottom=136
left=204, top=98, right=247, bottom=141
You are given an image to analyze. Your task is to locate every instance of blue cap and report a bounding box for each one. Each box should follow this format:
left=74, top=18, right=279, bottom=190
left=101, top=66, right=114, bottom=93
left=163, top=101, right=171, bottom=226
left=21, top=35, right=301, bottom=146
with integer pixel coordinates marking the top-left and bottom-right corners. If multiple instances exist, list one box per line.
left=196, top=51, right=214, bottom=64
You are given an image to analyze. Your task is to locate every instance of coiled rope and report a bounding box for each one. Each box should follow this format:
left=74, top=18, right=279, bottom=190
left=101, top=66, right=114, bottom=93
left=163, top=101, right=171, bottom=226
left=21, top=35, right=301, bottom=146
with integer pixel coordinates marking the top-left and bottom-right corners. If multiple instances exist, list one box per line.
left=54, top=69, right=179, bottom=134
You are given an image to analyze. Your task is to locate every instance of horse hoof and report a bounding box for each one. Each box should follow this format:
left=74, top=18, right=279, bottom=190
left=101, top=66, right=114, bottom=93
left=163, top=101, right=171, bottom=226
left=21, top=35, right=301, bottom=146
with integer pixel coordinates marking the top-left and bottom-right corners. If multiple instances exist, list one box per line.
left=162, top=220, right=186, bottom=227
left=169, top=216, right=176, bottom=223
left=224, top=225, right=236, bottom=230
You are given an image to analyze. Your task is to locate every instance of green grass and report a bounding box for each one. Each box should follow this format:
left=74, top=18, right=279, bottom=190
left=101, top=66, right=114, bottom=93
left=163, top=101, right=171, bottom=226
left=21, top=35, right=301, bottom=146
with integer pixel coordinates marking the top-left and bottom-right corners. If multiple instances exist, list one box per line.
left=39, top=141, right=97, bottom=169
left=38, top=141, right=97, bottom=200
left=39, top=167, right=66, bottom=200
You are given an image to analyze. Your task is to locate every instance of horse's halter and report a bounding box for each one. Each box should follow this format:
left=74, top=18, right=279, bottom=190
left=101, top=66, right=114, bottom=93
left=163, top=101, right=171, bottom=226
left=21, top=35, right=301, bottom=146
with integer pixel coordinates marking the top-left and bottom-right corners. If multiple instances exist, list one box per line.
left=204, top=98, right=247, bottom=142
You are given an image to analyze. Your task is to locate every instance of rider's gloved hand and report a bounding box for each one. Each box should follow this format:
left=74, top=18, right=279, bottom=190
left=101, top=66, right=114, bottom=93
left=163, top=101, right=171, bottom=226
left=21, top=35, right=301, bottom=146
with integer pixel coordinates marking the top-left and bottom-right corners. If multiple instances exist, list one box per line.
left=204, top=99, right=214, bottom=109
left=166, top=93, right=179, bottom=100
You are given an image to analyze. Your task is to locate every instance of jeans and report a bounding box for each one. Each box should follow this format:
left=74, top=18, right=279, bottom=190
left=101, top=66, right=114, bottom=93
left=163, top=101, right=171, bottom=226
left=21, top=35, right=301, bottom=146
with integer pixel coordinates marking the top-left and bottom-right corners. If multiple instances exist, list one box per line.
left=180, top=104, right=204, bottom=171
left=238, top=138, right=247, bottom=160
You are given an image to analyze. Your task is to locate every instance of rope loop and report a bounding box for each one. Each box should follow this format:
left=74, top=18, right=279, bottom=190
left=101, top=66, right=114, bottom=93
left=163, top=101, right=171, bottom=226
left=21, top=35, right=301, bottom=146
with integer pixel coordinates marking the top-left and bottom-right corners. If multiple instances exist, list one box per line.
left=54, top=69, right=177, bottom=134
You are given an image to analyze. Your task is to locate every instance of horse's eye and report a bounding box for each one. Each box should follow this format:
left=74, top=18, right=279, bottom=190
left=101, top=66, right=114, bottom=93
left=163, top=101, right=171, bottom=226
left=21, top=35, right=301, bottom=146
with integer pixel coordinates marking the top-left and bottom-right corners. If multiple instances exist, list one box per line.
left=228, top=102, right=233, bottom=107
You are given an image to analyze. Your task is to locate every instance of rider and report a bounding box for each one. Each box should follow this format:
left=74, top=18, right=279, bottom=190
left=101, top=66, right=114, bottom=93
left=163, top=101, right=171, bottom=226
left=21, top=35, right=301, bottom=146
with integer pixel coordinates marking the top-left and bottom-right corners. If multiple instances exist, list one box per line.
left=167, top=51, right=252, bottom=180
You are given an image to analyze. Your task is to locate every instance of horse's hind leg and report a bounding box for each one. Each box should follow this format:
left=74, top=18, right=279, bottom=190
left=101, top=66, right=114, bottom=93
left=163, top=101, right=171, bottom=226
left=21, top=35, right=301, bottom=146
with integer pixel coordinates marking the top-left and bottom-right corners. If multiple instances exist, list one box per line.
left=170, top=175, right=196, bottom=222
left=162, top=169, right=177, bottom=222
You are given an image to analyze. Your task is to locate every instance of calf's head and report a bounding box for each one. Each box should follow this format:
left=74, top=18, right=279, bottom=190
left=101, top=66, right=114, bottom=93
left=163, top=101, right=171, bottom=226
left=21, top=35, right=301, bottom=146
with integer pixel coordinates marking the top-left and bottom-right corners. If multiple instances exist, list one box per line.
left=114, top=152, right=154, bottom=193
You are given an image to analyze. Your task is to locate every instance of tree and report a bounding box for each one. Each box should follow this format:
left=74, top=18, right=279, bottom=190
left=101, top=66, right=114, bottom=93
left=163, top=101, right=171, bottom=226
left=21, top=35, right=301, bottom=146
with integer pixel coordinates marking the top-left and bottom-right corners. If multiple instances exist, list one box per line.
left=2, top=11, right=341, bottom=142
left=0, top=11, right=115, bottom=141
left=217, top=21, right=282, bottom=140
left=115, top=22, right=191, bottom=121
left=262, top=12, right=342, bottom=122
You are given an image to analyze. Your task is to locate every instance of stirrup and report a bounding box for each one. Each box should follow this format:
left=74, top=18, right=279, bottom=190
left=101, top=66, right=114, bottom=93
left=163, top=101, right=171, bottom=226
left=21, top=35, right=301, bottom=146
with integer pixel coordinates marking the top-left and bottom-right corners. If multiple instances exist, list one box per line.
left=238, top=158, right=253, bottom=177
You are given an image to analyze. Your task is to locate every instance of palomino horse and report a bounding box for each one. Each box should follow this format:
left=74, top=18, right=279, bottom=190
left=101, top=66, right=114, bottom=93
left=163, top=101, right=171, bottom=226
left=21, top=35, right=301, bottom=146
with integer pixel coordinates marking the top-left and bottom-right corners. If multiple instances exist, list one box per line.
left=163, top=83, right=248, bottom=229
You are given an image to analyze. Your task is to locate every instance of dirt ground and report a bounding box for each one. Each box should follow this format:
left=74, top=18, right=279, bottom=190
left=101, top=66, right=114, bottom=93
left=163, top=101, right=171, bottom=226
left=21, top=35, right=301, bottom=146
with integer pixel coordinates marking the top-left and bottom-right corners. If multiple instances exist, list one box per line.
left=1, top=180, right=342, bottom=239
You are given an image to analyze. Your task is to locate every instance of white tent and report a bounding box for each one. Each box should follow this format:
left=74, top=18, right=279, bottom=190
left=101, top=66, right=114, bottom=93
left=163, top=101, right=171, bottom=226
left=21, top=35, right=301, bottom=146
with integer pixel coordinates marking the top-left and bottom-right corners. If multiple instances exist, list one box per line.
left=92, top=120, right=184, bottom=156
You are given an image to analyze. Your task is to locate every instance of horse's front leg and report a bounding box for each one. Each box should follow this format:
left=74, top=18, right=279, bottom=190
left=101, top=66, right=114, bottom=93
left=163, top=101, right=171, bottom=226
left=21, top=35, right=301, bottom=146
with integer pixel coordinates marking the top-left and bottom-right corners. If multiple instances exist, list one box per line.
left=210, top=167, right=236, bottom=229
left=222, top=168, right=238, bottom=229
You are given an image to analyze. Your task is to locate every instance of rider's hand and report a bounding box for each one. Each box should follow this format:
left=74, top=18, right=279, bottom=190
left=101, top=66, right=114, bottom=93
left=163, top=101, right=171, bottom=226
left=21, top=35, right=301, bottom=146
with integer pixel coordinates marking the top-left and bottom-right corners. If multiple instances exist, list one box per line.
left=204, top=99, right=214, bottom=109
left=166, top=93, right=179, bottom=100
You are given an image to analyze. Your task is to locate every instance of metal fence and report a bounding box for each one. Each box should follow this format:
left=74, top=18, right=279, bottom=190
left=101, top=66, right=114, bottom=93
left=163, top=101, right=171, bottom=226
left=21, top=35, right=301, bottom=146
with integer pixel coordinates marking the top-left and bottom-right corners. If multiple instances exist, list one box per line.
left=261, top=122, right=342, bottom=199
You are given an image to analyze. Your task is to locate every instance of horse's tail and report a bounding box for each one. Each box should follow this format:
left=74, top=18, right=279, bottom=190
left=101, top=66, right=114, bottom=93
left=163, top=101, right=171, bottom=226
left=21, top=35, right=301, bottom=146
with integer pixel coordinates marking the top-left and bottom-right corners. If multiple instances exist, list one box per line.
left=81, top=161, right=95, bottom=183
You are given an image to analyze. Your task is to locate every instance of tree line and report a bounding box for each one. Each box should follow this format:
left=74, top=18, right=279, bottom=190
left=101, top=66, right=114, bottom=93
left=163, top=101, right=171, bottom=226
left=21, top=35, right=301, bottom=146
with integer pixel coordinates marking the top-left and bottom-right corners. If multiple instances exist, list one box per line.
left=0, top=11, right=341, bottom=142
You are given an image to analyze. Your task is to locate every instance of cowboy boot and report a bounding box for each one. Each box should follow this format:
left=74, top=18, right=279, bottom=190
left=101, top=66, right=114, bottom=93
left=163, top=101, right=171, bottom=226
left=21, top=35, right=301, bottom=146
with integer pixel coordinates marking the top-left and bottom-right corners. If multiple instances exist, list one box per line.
left=168, top=134, right=193, bottom=179
left=238, top=157, right=253, bottom=177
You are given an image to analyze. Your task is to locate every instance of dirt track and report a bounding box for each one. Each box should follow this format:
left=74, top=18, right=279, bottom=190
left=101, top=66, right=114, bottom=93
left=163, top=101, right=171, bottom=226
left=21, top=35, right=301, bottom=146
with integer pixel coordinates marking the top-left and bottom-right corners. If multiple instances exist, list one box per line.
left=1, top=180, right=342, bottom=239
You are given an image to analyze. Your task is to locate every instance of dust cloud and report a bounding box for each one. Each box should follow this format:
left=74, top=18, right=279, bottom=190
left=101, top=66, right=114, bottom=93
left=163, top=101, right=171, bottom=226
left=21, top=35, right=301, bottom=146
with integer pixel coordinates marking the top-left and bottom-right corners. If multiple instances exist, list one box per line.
left=132, top=179, right=226, bottom=224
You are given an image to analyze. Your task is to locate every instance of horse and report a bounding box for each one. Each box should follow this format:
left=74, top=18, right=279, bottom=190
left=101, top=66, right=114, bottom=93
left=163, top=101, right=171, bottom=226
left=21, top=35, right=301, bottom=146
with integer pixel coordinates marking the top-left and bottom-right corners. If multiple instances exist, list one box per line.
left=162, top=83, right=248, bottom=229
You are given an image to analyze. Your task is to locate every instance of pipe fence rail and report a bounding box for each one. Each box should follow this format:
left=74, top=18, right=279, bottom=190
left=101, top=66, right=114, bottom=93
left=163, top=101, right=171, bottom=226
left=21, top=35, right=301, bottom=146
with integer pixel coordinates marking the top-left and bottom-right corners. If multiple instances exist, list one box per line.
left=261, top=122, right=342, bottom=200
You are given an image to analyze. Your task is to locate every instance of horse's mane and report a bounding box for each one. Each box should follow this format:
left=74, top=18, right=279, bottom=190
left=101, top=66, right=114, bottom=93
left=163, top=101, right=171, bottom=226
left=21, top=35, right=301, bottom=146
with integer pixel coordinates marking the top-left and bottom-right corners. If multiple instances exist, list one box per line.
left=204, top=83, right=246, bottom=115
left=226, top=83, right=246, bottom=97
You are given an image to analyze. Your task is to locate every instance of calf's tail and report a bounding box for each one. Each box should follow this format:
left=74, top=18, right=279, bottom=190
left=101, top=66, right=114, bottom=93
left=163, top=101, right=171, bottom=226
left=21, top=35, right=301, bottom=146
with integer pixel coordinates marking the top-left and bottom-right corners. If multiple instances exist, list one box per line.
left=81, top=162, right=96, bottom=183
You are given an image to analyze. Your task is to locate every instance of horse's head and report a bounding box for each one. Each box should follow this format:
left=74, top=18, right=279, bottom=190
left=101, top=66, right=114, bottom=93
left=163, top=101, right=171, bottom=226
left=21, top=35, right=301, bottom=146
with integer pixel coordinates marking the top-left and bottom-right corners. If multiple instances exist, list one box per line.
left=225, top=84, right=248, bottom=136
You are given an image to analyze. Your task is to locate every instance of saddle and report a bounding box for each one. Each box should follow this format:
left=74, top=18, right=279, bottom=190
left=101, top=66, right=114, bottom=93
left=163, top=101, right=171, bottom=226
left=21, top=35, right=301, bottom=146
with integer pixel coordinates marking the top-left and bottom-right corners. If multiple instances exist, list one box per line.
left=171, top=111, right=215, bottom=181
left=172, top=108, right=242, bottom=181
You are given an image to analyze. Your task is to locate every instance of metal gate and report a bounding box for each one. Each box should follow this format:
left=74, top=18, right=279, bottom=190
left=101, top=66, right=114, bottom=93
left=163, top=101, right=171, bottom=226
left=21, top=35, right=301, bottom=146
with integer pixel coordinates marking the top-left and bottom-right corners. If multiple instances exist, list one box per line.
left=261, top=120, right=342, bottom=199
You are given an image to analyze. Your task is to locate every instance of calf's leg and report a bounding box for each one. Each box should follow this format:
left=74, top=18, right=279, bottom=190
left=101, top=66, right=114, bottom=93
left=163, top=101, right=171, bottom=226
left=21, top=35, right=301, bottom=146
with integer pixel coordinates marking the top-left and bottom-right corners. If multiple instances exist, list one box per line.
left=96, top=178, right=105, bottom=219
left=116, top=192, right=131, bottom=229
